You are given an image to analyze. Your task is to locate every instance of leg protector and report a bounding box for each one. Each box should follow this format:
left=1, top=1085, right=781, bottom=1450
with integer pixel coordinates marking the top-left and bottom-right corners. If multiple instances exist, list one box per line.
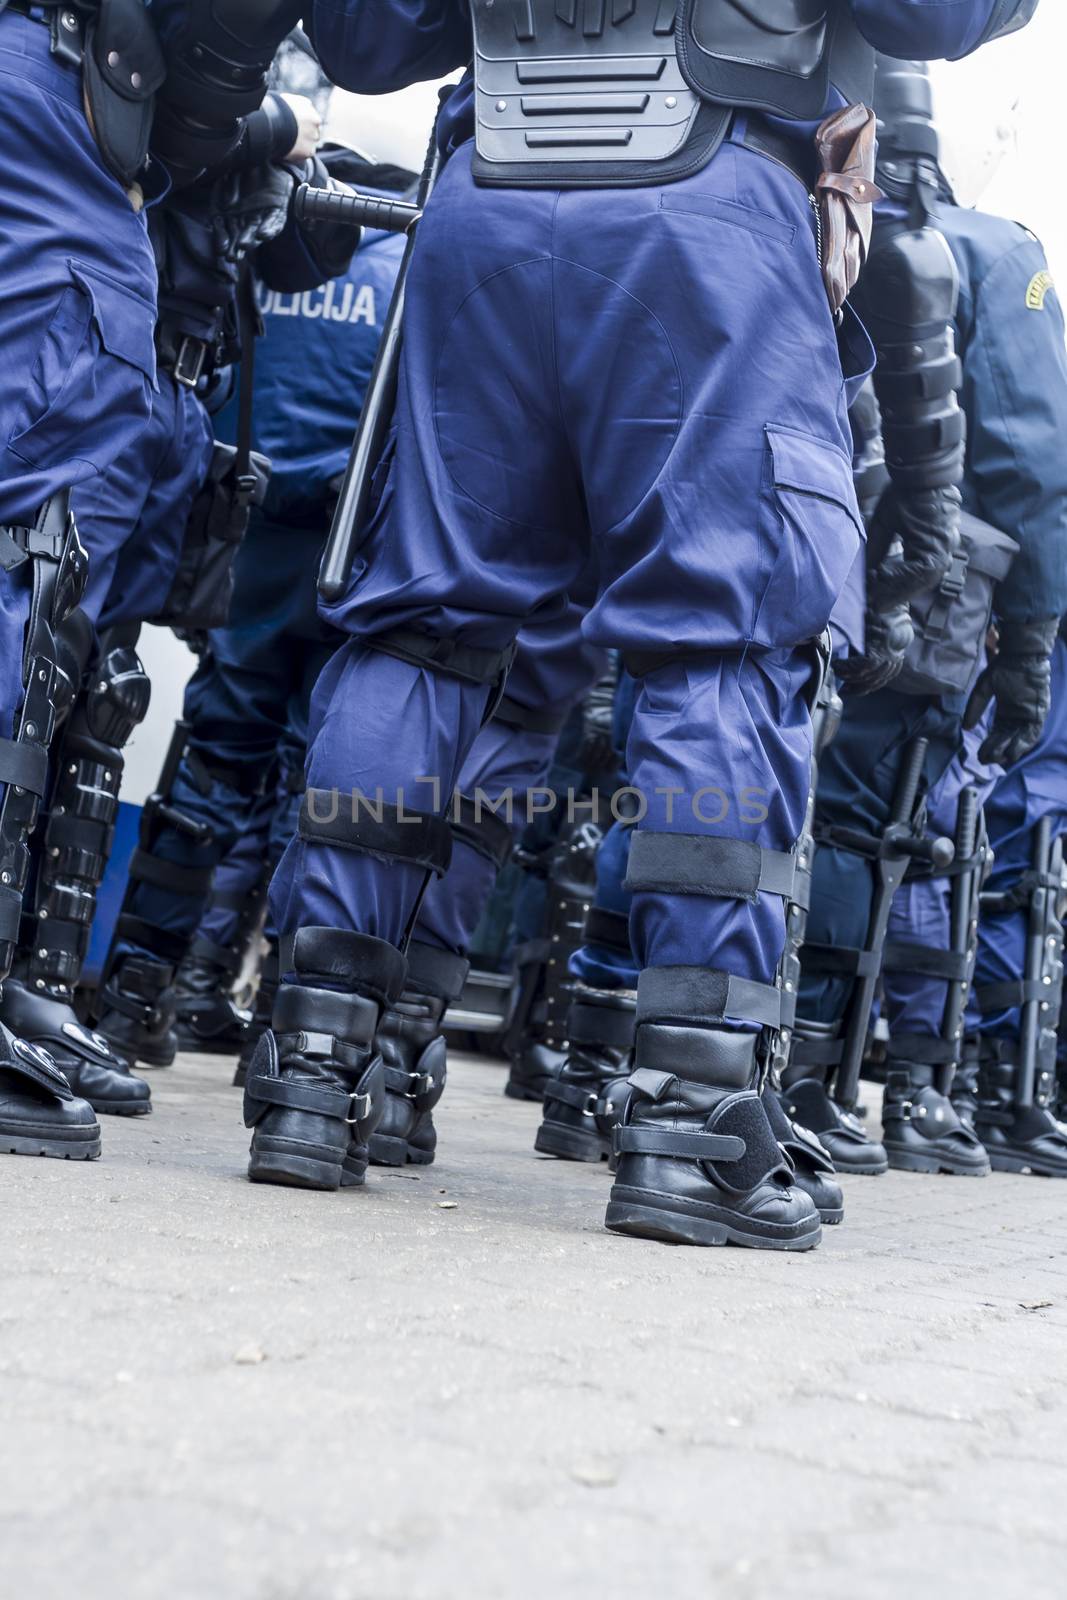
left=369, top=943, right=469, bottom=1168
left=23, top=626, right=150, bottom=997
left=0, top=494, right=87, bottom=981
left=535, top=983, right=635, bottom=1165
left=244, top=927, right=407, bottom=1190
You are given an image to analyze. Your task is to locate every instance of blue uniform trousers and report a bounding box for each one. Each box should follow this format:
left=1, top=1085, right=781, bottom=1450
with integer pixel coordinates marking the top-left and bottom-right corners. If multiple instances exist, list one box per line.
left=271, top=138, right=868, bottom=1013
left=0, top=13, right=155, bottom=744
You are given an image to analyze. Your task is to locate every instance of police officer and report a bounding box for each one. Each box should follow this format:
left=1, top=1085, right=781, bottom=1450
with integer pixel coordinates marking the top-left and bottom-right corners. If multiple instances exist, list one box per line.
left=789, top=55, right=1067, bottom=1178
left=247, top=1, right=1033, bottom=1247
left=0, top=0, right=161, bottom=1158
left=0, top=77, right=328, bottom=1118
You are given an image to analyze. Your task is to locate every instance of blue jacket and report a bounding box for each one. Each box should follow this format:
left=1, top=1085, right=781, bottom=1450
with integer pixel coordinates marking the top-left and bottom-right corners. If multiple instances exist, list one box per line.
left=937, top=202, right=1067, bottom=624
left=214, top=227, right=405, bottom=523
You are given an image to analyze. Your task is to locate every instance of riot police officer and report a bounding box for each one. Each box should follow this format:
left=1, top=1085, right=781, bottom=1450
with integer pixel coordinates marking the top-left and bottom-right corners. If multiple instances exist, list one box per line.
left=247, top=0, right=1035, bottom=1247
left=789, top=54, right=1067, bottom=1178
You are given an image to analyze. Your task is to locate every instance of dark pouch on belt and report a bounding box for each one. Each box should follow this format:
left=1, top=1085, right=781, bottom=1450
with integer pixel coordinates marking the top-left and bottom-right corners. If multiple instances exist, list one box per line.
left=151, top=442, right=272, bottom=634
left=83, top=0, right=166, bottom=188
left=814, top=103, right=882, bottom=316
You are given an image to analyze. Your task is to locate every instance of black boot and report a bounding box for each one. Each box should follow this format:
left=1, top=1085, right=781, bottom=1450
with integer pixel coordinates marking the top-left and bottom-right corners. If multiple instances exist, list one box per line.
left=244, top=928, right=406, bottom=1190
left=975, top=1038, right=1067, bottom=1178
left=606, top=1022, right=821, bottom=1250
left=369, top=944, right=469, bottom=1168
left=233, top=946, right=278, bottom=1089
left=0, top=979, right=151, bottom=1116
left=763, top=1086, right=844, bottom=1225
left=881, top=1039, right=990, bottom=1176
left=535, top=985, right=634, bottom=1164
left=173, top=938, right=250, bottom=1055
left=0, top=1022, right=101, bottom=1159
left=782, top=1020, right=888, bottom=1175
left=96, top=955, right=178, bottom=1069
left=502, top=943, right=567, bottom=1102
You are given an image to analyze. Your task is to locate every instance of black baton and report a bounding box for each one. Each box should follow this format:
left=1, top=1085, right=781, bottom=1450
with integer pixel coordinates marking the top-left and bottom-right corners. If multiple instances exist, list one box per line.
left=314, top=95, right=450, bottom=603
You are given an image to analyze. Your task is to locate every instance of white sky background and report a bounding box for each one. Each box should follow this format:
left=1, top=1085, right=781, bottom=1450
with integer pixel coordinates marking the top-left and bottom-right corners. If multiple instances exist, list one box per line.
left=931, top=4, right=1067, bottom=285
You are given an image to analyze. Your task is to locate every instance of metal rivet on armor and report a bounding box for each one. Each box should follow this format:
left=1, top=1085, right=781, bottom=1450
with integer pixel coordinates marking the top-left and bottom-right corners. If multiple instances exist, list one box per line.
left=665, top=96, right=677, bottom=108
left=107, top=50, right=120, bottom=68
left=496, top=100, right=507, bottom=112
left=39, top=910, right=47, bottom=920
left=37, top=670, right=47, bottom=681
left=50, top=848, right=59, bottom=858
left=69, top=765, right=77, bottom=775
left=38, top=950, right=47, bottom=960
left=131, top=71, right=142, bottom=90
left=36, top=980, right=45, bottom=990
left=62, top=10, right=77, bottom=29
left=0, top=873, right=8, bottom=885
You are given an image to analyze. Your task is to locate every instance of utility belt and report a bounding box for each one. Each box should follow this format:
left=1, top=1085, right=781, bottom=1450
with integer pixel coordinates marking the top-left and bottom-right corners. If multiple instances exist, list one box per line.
left=895, top=511, right=1019, bottom=698
left=6, top=0, right=164, bottom=189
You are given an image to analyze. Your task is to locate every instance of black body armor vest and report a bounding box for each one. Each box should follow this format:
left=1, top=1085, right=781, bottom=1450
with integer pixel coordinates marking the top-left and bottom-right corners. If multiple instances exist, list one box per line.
left=471, top=0, right=874, bottom=187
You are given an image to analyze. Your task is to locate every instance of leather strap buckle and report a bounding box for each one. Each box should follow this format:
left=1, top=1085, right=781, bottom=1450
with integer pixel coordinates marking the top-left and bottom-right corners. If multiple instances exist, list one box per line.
left=173, top=335, right=208, bottom=389
left=345, top=1090, right=373, bottom=1125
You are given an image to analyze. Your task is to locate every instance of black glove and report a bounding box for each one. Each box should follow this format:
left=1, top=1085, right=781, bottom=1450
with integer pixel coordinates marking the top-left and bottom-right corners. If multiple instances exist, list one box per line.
left=964, top=616, right=1060, bottom=767
left=579, top=662, right=619, bottom=774
left=868, top=484, right=962, bottom=610
left=212, top=163, right=295, bottom=264
left=836, top=602, right=915, bottom=696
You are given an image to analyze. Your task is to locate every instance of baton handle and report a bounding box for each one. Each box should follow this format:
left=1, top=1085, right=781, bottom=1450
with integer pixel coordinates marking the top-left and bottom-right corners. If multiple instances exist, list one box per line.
left=891, top=736, right=928, bottom=827
left=294, top=185, right=421, bottom=234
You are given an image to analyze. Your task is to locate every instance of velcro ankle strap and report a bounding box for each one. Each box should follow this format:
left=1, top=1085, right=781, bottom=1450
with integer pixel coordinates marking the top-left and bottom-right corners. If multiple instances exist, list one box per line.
left=246, top=1075, right=356, bottom=1119
left=614, top=1127, right=745, bottom=1161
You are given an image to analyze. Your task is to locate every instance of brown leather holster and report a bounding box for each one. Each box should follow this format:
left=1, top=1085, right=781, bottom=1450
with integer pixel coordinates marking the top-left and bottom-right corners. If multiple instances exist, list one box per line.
left=815, top=104, right=883, bottom=316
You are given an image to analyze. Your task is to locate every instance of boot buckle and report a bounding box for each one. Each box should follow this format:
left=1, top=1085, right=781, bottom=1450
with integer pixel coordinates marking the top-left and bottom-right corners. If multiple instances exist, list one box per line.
left=345, top=1090, right=373, bottom=1124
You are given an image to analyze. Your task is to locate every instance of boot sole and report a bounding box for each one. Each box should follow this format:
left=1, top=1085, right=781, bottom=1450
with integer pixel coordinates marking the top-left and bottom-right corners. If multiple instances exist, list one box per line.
left=827, top=1153, right=889, bottom=1177
left=987, top=1150, right=1067, bottom=1179
left=368, top=1132, right=435, bottom=1167
left=886, top=1145, right=989, bottom=1176
left=1, top=1128, right=101, bottom=1160
left=534, top=1119, right=611, bottom=1164
left=605, top=1186, right=821, bottom=1251
left=248, top=1139, right=367, bottom=1191
left=91, top=1099, right=153, bottom=1118
left=818, top=1205, right=844, bottom=1225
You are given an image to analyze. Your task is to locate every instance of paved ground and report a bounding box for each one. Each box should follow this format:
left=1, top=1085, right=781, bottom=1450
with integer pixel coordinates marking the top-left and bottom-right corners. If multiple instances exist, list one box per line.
left=2, top=1050, right=1065, bottom=1600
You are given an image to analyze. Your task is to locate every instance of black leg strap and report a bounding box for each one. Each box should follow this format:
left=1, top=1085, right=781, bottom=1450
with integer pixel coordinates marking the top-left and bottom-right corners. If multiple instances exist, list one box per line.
left=299, top=790, right=453, bottom=878
left=367, top=627, right=516, bottom=690
left=625, top=831, right=809, bottom=908
left=450, top=792, right=514, bottom=871
left=882, top=942, right=971, bottom=981
left=637, top=964, right=782, bottom=1030
left=583, top=905, right=631, bottom=956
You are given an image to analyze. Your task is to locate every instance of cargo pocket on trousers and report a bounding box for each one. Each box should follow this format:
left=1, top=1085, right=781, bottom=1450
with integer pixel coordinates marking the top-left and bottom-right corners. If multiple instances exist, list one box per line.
left=8, top=258, right=155, bottom=475
left=752, top=424, right=865, bottom=650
